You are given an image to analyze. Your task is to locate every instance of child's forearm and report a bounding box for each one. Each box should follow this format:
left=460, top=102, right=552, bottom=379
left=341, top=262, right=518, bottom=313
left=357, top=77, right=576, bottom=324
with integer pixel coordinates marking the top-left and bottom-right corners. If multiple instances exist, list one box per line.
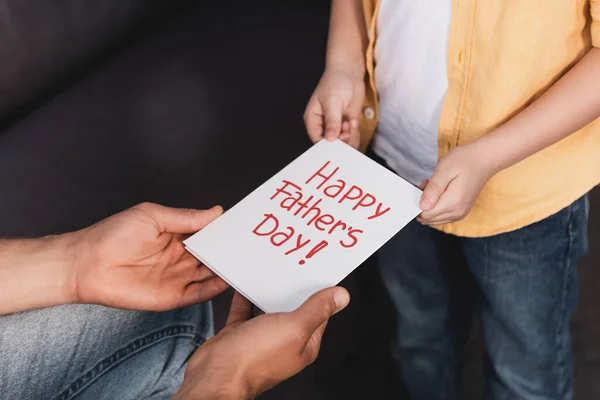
left=475, top=47, right=600, bottom=174
left=325, top=0, right=368, bottom=78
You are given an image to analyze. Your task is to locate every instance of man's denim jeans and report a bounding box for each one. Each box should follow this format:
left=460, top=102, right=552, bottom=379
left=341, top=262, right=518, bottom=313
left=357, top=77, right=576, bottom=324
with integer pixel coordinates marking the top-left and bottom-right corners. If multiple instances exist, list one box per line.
left=377, top=194, right=588, bottom=400
left=0, top=302, right=213, bottom=399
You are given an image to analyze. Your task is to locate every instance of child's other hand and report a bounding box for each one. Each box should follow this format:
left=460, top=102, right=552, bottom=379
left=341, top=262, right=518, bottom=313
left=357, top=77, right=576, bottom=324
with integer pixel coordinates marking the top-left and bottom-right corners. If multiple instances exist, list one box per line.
left=417, top=144, right=497, bottom=226
left=304, top=68, right=365, bottom=149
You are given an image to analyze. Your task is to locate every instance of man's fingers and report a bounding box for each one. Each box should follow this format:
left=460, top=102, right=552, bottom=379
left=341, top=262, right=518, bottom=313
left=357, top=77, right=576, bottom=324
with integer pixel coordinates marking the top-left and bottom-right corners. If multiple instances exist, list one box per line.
left=291, top=287, right=350, bottom=335
left=292, top=287, right=349, bottom=365
left=194, top=264, right=218, bottom=282
left=304, top=97, right=325, bottom=143
left=180, top=277, right=230, bottom=307
left=226, top=291, right=254, bottom=326
left=302, top=320, right=329, bottom=365
left=135, top=203, right=223, bottom=234
left=311, top=320, right=329, bottom=347
left=322, top=100, right=343, bottom=141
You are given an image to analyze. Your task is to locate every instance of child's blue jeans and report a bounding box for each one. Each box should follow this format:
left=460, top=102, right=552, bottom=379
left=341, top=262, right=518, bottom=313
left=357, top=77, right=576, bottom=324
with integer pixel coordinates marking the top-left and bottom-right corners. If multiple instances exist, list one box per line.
left=377, top=195, right=588, bottom=400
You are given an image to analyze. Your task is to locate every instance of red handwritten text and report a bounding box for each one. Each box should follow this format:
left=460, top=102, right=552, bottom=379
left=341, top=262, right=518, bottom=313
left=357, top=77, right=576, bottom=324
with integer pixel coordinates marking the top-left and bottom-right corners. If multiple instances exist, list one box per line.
left=252, top=213, right=330, bottom=265
left=251, top=161, right=389, bottom=265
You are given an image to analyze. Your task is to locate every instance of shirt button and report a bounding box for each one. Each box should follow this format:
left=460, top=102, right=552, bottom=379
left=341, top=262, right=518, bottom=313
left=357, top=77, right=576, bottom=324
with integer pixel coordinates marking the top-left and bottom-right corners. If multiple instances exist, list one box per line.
left=363, top=107, right=375, bottom=120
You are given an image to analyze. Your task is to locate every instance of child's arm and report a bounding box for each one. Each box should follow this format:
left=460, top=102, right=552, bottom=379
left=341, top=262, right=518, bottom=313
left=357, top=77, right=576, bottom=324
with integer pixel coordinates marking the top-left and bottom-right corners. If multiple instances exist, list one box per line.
left=304, top=0, right=368, bottom=149
left=325, top=0, right=368, bottom=78
left=419, top=48, right=600, bottom=225
left=476, top=47, right=600, bottom=174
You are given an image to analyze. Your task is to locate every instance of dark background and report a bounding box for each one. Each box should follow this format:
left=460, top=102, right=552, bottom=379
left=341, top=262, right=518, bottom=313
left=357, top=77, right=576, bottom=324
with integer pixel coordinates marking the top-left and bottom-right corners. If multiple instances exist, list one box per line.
left=0, top=1, right=598, bottom=398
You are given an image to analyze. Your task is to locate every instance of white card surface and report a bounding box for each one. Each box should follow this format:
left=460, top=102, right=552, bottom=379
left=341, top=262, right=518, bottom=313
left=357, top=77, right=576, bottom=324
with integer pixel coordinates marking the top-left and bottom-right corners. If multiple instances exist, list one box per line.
left=184, top=140, right=422, bottom=313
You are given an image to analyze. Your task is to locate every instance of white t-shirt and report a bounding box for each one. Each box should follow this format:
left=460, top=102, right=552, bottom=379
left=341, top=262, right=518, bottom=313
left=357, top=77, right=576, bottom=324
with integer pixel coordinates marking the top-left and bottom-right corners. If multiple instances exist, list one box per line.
left=371, top=0, right=452, bottom=186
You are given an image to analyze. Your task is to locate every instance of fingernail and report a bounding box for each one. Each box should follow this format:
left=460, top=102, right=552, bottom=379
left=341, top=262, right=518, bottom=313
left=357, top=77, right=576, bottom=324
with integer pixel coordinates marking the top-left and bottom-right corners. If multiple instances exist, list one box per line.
left=350, top=119, right=358, bottom=128
left=333, top=289, right=350, bottom=311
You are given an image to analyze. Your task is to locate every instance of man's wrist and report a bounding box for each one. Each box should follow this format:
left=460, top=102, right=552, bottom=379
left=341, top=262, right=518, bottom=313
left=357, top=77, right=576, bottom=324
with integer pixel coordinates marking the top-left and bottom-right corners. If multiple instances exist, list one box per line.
left=175, top=354, right=255, bottom=400
left=62, top=231, right=84, bottom=305
left=32, top=233, right=79, bottom=307
left=175, top=372, right=253, bottom=400
left=0, top=233, right=79, bottom=314
left=175, top=384, right=250, bottom=400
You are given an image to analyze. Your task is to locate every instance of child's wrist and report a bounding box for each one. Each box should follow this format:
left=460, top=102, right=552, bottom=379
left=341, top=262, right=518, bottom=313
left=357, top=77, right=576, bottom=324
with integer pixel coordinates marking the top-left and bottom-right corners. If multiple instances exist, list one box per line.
left=469, top=131, right=513, bottom=177
left=325, top=55, right=365, bottom=80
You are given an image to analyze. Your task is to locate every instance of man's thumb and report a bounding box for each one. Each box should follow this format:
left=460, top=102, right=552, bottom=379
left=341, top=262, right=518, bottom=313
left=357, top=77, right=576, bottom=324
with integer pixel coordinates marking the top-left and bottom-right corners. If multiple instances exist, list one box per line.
left=292, top=287, right=350, bottom=333
left=136, top=203, right=223, bottom=233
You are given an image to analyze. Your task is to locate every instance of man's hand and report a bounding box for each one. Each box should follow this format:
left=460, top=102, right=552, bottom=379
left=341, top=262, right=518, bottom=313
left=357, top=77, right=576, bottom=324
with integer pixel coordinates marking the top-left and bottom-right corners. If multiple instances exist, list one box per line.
left=174, top=287, right=351, bottom=400
left=304, top=68, right=365, bottom=149
left=417, top=143, right=497, bottom=226
left=68, top=203, right=229, bottom=311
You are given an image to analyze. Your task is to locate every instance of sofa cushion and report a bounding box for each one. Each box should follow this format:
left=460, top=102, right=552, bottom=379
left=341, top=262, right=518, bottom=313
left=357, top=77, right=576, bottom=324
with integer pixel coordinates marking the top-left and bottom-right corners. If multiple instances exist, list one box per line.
left=0, top=0, right=185, bottom=125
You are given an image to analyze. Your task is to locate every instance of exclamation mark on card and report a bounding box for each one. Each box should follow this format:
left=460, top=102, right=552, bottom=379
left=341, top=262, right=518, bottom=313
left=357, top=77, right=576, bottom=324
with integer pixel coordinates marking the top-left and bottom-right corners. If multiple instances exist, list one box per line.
left=298, top=240, right=329, bottom=265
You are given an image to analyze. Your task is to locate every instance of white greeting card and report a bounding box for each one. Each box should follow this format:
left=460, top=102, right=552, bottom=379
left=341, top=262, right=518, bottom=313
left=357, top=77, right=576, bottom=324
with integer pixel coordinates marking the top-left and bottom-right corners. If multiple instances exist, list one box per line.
left=184, top=139, right=422, bottom=313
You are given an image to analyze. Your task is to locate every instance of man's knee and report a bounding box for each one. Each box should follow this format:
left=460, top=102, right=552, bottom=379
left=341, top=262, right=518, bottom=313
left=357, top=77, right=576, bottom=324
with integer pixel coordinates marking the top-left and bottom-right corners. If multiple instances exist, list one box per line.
left=0, top=302, right=213, bottom=399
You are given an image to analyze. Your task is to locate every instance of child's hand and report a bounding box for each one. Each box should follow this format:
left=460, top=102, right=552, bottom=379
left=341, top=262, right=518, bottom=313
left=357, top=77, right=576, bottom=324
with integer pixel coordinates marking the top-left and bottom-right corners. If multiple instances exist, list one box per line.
left=417, top=144, right=497, bottom=226
left=304, top=68, right=365, bottom=149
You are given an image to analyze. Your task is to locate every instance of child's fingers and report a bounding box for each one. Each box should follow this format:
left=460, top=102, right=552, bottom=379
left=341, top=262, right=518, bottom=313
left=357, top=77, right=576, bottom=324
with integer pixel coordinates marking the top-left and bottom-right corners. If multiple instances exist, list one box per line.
left=419, top=208, right=448, bottom=222
left=417, top=211, right=454, bottom=225
left=341, top=121, right=350, bottom=134
left=419, top=189, right=455, bottom=220
left=419, top=172, right=453, bottom=211
left=304, top=97, right=325, bottom=143
left=419, top=178, right=464, bottom=222
left=338, top=120, right=351, bottom=143
left=323, top=98, right=343, bottom=141
left=344, top=83, right=365, bottom=122
left=347, top=119, right=361, bottom=149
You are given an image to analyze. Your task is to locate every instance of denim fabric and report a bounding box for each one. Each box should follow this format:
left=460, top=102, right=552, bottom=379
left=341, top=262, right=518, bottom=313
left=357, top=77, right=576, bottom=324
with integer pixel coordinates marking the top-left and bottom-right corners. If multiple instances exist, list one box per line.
left=376, top=195, right=588, bottom=400
left=0, top=302, right=213, bottom=399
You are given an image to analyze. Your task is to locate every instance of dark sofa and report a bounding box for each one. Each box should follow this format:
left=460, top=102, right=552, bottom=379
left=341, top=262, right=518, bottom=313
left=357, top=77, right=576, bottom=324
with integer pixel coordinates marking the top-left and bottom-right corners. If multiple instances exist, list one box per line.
left=1, top=1, right=599, bottom=399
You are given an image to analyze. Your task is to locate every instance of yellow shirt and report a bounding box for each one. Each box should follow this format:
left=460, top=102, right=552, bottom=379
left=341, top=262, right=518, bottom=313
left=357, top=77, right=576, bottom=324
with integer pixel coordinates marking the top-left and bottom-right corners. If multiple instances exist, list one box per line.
left=359, top=0, right=600, bottom=237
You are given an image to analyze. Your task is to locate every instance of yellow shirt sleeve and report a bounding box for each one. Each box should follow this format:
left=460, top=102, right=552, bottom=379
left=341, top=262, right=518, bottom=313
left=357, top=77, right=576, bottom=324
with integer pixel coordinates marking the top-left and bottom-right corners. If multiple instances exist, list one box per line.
left=592, top=1, right=600, bottom=47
